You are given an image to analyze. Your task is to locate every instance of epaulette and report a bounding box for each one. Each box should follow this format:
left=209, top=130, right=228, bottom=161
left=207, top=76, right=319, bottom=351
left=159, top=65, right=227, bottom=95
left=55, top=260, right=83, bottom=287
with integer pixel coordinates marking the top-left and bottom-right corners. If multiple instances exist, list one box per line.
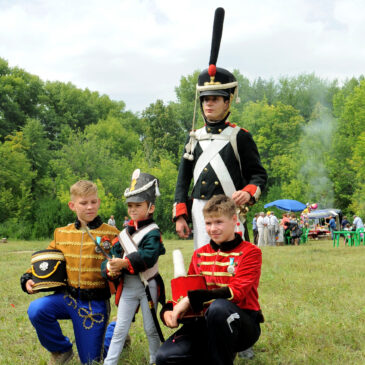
left=112, top=237, right=119, bottom=246
left=227, top=121, right=249, bottom=133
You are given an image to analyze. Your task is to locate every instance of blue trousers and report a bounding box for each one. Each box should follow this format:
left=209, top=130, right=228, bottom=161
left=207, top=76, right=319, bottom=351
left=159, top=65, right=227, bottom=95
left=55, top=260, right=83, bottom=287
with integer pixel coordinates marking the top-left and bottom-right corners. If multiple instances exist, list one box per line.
left=156, top=299, right=261, bottom=365
left=27, top=292, right=109, bottom=364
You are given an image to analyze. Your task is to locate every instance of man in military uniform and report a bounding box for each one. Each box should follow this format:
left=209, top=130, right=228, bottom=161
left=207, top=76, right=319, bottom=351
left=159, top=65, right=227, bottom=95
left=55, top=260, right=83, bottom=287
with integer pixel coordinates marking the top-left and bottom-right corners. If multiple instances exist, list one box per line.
left=173, top=8, right=267, bottom=250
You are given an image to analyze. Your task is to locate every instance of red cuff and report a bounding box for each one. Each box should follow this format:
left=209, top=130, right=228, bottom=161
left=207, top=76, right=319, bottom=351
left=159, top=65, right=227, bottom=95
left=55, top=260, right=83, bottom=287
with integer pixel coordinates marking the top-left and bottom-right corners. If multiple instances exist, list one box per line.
left=126, top=258, right=135, bottom=274
left=242, top=185, right=261, bottom=201
left=173, top=202, right=188, bottom=219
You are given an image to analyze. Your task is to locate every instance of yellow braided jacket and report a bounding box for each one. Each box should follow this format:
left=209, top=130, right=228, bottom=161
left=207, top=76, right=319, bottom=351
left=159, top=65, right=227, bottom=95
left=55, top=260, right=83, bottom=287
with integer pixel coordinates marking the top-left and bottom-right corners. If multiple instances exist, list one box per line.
left=44, top=223, right=119, bottom=292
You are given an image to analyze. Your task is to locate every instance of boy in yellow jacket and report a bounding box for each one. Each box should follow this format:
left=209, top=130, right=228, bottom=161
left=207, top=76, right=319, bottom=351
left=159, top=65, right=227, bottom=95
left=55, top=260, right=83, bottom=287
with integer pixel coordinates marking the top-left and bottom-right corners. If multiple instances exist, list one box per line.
left=20, top=180, right=119, bottom=364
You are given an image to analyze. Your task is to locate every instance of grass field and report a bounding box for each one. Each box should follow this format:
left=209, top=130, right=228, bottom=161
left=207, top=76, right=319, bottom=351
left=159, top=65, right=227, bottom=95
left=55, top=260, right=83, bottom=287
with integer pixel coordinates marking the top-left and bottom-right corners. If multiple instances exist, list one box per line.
left=1, top=238, right=365, bottom=364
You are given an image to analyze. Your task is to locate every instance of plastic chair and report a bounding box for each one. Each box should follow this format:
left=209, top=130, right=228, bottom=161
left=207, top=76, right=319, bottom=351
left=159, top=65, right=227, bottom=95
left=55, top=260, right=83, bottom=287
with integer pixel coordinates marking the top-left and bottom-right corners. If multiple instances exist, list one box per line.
left=344, top=231, right=355, bottom=246
left=300, top=228, right=309, bottom=244
left=357, top=228, right=365, bottom=246
left=284, top=230, right=291, bottom=245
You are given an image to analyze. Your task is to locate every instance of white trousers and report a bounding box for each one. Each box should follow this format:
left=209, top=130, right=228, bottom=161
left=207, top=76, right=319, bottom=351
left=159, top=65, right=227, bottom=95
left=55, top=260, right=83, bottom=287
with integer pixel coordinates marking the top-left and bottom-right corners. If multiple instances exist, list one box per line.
left=258, top=227, right=265, bottom=247
left=268, top=226, right=276, bottom=246
left=192, top=199, right=245, bottom=250
left=103, top=275, right=160, bottom=365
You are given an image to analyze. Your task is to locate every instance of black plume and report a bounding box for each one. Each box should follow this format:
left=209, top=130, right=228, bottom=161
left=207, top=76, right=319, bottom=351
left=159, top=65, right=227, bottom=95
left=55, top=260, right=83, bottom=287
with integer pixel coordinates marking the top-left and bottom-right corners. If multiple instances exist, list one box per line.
left=209, top=7, right=225, bottom=66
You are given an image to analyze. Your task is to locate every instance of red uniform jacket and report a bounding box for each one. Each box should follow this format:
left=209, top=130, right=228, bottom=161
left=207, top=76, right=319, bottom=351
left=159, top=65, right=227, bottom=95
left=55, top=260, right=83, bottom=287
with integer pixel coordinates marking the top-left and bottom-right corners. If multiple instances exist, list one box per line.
left=188, top=234, right=262, bottom=311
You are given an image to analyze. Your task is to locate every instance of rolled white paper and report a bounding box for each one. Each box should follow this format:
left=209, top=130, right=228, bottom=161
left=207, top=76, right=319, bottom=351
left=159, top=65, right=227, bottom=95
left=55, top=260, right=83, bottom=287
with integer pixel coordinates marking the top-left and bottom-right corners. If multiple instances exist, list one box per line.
left=173, top=249, right=186, bottom=278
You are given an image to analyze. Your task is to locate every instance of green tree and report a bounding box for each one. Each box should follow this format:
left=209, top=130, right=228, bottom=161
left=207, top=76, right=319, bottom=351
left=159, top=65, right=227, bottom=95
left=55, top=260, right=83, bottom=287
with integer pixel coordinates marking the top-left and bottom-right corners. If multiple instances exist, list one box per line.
left=141, top=100, right=184, bottom=166
left=173, top=70, right=201, bottom=133
left=0, top=132, right=35, bottom=221
left=241, top=100, right=305, bottom=188
left=350, top=131, right=365, bottom=216
left=330, top=79, right=365, bottom=210
left=21, top=118, right=53, bottom=195
left=0, top=58, right=44, bottom=139
left=277, top=73, right=338, bottom=121
left=39, top=81, right=126, bottom=146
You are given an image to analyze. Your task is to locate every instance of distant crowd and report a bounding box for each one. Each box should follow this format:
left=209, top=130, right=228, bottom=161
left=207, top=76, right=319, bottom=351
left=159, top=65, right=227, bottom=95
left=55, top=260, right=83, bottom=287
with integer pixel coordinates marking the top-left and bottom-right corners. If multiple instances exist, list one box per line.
left=252, top=212, right=303, bottom=246
left=252, top=212, right=364, bottom=246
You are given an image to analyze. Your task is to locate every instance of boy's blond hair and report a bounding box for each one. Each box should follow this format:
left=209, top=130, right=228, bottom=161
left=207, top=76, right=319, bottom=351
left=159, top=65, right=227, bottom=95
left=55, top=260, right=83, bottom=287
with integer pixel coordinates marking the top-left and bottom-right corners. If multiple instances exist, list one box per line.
left=203, top=195, right=236, bottom=218
left=70, top=180, right=98, bottom=200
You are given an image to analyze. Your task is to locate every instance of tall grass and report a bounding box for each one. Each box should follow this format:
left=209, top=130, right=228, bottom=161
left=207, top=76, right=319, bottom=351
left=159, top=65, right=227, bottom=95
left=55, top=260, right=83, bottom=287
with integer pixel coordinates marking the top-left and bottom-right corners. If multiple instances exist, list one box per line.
left=1, top=239, right=364, bottom=364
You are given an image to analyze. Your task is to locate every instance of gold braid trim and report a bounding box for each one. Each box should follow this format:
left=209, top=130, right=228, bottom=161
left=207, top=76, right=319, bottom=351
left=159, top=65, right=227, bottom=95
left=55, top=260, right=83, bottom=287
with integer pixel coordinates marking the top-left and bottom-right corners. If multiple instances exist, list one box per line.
left=34, top=282, right=66, bottom=289
left=56, top=241, right=82, bottom=246
left=206, top=282, right=229, bottom=287
left=199, top=261, right=230, bottom=267
left=201, top=271, right=233, bottom=277
left=64, top=253, right=104, bottom=260
left=57, top=241, right=101, bottom=247
left=31, top=261, right=62, bottom=279
left=199, top=251, right=242, bottom=257
left=57, top=229, right=82, bottom=234
left=89, top=229, right=120, bottom=235
left=68, top=280, right=106, bottom=286
left=64, top=295, right=105, bottom=330
left=68, top=267, right=101, bottom=273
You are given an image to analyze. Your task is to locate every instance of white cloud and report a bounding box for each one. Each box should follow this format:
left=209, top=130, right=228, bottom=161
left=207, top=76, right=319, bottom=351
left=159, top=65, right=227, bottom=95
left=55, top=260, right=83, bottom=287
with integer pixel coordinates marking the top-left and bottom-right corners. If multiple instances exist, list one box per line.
left=1, top=0, right=364, bottom=111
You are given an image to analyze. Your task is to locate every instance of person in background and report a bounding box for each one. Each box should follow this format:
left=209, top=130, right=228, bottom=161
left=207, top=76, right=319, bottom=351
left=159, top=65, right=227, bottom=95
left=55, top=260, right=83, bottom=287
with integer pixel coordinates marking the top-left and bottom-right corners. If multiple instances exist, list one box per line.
left=328, top=215, right=336, bottom=239
left=288, top=213, right=301, bottom=245
left=352, top=215, right=364, bottom=230
left=257, top=212, right=265, bottom=247
left=343, top=223, right=352, bottom=246
left=252, top=213, right=259, bottom=245
left=268, top=211, right=278, bottom=246
left=341, top=216, right=349, bottom=229
left=123, top=216, right=130, bottom=227
left=108, top=215, right=116, bottom=227
left=281, top=213, right=291, bottom=245
left=263, top=212, right=269, bottom=246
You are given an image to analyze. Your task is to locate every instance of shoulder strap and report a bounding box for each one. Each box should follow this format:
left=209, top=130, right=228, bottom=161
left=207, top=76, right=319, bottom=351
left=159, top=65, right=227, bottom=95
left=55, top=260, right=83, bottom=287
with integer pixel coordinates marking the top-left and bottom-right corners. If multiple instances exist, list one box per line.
left=118, top=223, right=159, bottom=254
left=229, top=126, right=242, bottom=174
left=131, top=223, right=159, bottom=245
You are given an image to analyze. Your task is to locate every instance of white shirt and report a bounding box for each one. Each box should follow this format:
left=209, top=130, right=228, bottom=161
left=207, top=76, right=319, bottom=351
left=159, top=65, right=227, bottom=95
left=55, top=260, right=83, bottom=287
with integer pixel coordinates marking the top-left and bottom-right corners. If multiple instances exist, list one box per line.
left=353, top=216, right=364, bottom=229
left=269, top=215, right=278, bottom=227
left=257, top=216, right=265, bottom=229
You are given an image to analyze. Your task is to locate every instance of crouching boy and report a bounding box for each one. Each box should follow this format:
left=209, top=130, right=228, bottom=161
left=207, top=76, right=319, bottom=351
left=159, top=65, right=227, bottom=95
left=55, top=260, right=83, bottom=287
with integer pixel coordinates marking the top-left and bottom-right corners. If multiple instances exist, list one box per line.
left=20, top=180, right=119, bottom=364
left=156, top=195, right=264, bottom=365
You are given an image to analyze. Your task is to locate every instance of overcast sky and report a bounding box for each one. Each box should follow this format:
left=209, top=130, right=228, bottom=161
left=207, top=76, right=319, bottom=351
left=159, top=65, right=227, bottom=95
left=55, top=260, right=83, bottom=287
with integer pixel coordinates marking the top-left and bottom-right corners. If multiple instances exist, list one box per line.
left=1, top=0, right=365, bottom=112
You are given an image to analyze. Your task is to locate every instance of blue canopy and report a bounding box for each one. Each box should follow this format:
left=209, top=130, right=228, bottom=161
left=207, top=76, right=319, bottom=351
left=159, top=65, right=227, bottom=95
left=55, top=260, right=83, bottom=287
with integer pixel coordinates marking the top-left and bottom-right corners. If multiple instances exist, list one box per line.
left=264, top=199, right=306, bottom=212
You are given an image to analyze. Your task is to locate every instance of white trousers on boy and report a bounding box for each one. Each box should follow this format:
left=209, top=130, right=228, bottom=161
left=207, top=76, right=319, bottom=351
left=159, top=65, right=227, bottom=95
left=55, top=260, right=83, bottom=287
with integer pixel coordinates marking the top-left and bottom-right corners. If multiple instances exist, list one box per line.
left=103, top=274, right=159, bottom=365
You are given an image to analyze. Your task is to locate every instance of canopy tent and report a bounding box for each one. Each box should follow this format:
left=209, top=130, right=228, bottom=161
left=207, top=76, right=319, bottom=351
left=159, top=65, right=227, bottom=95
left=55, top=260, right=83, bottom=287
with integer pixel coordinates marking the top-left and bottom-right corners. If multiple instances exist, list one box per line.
left=307, top=209, right=342, bottom=219
left=264, top=199, right=306, bottom=212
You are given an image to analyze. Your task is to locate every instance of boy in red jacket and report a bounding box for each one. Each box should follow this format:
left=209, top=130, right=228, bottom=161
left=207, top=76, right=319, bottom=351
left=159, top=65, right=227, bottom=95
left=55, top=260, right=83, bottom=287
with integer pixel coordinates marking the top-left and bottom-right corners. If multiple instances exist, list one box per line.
left=157, top=195, right=263, bottom=365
